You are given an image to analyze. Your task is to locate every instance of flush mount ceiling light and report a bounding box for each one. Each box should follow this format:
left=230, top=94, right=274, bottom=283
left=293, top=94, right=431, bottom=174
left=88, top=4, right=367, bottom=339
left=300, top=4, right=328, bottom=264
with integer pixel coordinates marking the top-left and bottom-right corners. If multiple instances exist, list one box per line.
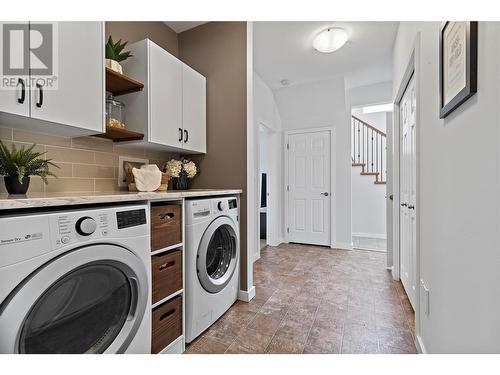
left=313, top=27, right=348, bottom=53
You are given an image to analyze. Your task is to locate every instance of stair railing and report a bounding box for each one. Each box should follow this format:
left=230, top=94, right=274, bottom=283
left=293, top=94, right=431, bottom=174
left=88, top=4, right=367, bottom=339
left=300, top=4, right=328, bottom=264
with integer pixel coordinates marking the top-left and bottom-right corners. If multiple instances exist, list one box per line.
left=351, top=115, right=387, bottom=183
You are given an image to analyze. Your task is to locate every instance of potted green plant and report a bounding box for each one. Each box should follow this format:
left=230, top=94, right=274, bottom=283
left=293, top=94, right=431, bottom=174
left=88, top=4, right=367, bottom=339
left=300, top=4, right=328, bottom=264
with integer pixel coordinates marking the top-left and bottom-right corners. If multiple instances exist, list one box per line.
left=0, top=141, right=59, bottom=195
left=105, top=36, right=133, bottom=74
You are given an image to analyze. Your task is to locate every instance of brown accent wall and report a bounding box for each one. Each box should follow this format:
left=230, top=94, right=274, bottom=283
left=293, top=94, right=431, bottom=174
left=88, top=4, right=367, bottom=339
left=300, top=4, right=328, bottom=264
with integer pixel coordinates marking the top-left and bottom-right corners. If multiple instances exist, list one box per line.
left=105, top=22, right=179, bottom=57
left=178, top=22, right=249, bottom=289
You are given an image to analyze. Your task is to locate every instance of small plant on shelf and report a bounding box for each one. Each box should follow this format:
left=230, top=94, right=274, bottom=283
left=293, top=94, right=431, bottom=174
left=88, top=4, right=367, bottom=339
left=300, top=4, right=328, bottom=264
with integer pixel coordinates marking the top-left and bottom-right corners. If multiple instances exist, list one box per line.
left=0, top=141, right=59, bottom=195
left=105, top=36, right=133, bottom=74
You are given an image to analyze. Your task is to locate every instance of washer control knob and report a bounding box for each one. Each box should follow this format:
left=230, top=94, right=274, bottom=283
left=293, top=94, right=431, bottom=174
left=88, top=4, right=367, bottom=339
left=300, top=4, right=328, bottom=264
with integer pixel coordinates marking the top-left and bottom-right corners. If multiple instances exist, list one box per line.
left=217, top=201, right=224, bottom=211
left=61, top=235, right=70, bottom=244
left=75, top=216, right=96, bottom=236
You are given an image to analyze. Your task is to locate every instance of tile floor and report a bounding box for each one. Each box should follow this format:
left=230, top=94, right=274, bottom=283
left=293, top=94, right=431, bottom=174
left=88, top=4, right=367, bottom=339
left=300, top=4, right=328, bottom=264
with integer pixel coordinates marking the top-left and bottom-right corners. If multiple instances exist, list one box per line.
left=186, top=243, right=416, bottom=354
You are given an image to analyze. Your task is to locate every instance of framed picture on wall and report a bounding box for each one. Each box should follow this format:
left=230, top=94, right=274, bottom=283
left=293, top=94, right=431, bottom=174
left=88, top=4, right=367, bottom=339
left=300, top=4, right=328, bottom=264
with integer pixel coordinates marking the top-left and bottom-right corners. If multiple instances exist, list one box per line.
left=439, top=21, right=478, bottom=118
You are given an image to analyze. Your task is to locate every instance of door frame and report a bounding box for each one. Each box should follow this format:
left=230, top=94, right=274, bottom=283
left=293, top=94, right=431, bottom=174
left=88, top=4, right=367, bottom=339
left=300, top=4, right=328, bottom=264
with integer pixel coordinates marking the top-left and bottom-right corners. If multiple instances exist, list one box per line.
left=393, top=33, right=422, bottom=350
left=258, top=121, right=278, bottom=254
left=284, top=126, right=335, bottom=247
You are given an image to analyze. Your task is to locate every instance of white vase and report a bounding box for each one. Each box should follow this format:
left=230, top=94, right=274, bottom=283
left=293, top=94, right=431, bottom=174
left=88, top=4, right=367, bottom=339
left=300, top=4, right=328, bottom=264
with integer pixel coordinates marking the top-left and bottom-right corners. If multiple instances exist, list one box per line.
left=106, top=59, right=123, bottom=74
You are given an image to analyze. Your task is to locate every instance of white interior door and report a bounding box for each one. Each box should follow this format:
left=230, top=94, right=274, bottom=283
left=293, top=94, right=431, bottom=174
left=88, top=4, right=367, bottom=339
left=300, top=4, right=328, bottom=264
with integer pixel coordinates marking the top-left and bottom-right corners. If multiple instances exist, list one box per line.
left=400, top=75, right=417, bottom=309
left=287, top=130, right=331, bottom=246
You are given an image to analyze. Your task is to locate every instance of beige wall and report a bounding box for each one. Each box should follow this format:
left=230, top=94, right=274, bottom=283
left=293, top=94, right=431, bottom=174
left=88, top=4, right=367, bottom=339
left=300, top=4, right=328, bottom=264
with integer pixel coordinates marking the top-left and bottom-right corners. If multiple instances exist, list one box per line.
left=178, top=22, right=248, bottom=289
left=105, top=22, right=179, bottom=57
left=0, top=128, right=175, bottom=194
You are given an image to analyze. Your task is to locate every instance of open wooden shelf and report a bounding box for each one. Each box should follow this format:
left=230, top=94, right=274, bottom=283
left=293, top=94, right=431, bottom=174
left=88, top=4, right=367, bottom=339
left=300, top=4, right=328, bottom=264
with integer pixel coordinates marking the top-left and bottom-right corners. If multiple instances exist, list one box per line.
left=95, top=126, right=144, bottom=142
left=105, top=67, right=144, bottom=96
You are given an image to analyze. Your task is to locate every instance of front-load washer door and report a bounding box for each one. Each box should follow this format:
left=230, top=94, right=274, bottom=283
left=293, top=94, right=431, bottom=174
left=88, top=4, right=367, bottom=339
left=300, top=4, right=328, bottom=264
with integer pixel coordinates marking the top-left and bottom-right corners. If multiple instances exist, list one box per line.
left=0, top=244, right=148, bottom=354
left=197, top=216, right=239, bottom=294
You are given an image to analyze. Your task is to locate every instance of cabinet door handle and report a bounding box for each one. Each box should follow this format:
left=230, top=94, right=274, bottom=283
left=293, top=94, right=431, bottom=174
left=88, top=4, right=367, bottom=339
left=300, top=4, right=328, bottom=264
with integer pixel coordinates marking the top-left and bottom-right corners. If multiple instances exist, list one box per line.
left=159, top=261, right=175, bottom=271
left=17, top=78, right=25, bottom=104
left=184, top=129, right=188, bottom=143
left=159, top=309, right=176, bottom=321
left=36, top=83, right=43, bottom=108
left=178, top=128, right=183, bottom=142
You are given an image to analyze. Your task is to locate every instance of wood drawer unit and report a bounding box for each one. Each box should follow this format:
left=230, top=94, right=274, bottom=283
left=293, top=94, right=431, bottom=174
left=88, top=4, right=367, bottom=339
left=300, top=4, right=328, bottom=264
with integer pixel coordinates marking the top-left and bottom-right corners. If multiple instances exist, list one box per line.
left=151, top=249, right=182, bottom=304
left=152, top=296, right=182, bottom=354
left=151, top=203, right=182, bottom=251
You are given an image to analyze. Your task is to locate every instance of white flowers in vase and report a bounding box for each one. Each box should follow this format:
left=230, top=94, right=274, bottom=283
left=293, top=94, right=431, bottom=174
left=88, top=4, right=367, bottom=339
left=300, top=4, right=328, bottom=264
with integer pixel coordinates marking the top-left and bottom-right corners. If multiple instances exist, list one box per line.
left=164, top=159, right=198, bottom=190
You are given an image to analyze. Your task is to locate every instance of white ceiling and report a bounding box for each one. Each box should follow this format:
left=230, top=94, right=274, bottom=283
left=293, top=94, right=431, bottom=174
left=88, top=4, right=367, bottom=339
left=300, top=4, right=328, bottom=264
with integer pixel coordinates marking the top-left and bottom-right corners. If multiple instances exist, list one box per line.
left=164, top=22, right=207, bottom=33
left=254, top=22, right=398, bottom=90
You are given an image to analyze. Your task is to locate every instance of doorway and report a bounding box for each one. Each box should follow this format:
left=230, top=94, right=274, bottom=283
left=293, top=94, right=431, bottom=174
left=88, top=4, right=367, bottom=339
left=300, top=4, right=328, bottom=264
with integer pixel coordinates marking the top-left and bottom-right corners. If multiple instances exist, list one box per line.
left=350, top=106, right=391, bottom=252
left=285, top=128, right=332, bottom=247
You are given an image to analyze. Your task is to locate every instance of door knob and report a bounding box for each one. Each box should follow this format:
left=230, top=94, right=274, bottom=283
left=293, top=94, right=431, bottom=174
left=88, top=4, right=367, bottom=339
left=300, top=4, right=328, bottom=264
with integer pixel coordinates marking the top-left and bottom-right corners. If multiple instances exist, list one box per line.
left=320, top=192, right=329, bottom=196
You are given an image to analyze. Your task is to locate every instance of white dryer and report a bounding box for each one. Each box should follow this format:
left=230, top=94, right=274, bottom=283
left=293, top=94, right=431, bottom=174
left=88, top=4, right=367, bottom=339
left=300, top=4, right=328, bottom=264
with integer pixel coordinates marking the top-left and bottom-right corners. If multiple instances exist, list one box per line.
left=0, top=204, right=151, bottom=354
left=185, top=196, right=239, bottom=343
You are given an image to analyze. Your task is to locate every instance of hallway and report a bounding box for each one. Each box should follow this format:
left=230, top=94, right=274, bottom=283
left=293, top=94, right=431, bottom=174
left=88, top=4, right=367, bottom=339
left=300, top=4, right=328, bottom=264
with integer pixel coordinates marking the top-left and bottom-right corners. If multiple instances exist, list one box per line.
left=186, top=244, right=416, bottom=354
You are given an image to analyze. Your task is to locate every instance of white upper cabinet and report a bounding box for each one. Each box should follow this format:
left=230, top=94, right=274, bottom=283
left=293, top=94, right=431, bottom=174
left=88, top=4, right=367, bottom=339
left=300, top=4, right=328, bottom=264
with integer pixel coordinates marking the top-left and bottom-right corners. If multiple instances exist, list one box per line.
left=182, top=64, right=206, bottom=154
left=149, top=41, right=183, bottom=148
left=0, top=22, right=30, bottom=118
left=121, top=39, right=206, bottom=154
left=0, top=22, right=105, bottom=136
left=30, top=22, right=104, bottom=133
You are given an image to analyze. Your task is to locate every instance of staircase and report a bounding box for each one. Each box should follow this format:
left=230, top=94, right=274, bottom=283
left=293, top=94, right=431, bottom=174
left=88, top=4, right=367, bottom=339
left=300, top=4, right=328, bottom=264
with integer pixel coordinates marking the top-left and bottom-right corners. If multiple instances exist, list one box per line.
left=351, top=115, right=386, bottom=185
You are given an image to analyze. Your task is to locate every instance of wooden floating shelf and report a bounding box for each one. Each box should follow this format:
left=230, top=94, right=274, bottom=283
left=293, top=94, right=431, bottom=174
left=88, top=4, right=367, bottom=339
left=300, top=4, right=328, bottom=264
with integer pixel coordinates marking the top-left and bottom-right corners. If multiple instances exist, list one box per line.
left=105, top=67, right=144, bottom=96
left=95, top=126, right=144, bottom=142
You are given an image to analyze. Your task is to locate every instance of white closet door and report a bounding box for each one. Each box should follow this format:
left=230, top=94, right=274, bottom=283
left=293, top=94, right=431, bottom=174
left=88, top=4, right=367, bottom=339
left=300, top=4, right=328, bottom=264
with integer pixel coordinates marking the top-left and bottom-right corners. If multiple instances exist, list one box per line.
left=288, top=130, right=331, bottom=246
left=400, top=75, right=416, bottom=309
left=30, top=22, right=104, bottom=133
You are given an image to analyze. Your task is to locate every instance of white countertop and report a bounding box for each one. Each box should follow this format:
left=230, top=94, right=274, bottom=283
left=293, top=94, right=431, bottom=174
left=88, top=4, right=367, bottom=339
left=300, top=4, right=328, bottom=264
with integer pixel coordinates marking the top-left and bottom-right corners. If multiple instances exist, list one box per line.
left=0, top=189, right=242, bottom=210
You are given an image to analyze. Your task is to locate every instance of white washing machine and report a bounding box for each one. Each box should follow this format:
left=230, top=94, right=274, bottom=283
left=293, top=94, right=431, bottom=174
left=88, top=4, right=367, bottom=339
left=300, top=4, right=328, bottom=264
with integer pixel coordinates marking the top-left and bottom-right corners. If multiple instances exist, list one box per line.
left=0, top=203, right=151, bottom=354
left=185, top=196, right=240, bottom=343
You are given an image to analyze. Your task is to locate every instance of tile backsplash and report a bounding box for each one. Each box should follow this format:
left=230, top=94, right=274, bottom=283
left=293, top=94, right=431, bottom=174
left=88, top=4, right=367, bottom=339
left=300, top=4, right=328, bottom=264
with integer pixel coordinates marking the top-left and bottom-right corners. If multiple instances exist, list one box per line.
left=0, top=127, right=177, bottom=194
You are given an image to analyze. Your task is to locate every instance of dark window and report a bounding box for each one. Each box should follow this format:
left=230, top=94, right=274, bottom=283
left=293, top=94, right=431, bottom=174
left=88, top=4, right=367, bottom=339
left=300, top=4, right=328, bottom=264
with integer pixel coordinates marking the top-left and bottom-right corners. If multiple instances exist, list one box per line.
left=205, top=225, right=236, bottom=280
left=19, top=264, right=132, bottom=354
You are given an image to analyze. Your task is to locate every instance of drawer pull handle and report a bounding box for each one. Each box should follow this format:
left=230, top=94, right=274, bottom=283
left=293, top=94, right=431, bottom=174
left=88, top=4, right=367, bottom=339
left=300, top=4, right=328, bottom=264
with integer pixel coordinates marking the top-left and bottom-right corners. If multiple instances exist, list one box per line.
left=159, top=309, right=176, bottom=321
left=159, top=261, right=175, bottom=271
left=159, top=212, right=175, bottom=220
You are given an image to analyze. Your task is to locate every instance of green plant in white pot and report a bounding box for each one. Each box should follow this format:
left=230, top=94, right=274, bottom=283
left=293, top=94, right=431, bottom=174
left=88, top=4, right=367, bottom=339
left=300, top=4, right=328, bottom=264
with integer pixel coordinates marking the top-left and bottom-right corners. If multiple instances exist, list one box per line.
left=0, top=141, right=59, bottom=195
left=105, top=36, right=133, bottom=74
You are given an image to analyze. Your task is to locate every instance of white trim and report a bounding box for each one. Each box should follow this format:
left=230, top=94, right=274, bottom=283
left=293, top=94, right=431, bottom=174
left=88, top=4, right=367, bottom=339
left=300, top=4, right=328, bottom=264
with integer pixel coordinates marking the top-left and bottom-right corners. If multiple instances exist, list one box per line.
left=158, top=335, right=184, bottom=354
left=284, top=126, right=335, bottom=248
left=253, top=251, right=261, bottom=262
left=150, top=243, right=183, bottom=256
left=352, top=232, right=387, bottom=240
left=245, top=21, right=256, bottom=295
left=331, top=242, right=353, bottom=250
left=415, top=335, right=427, bottom=354
left=151, top=289, right=183, bottom=309
left=238, top=286, right=256, bottom=302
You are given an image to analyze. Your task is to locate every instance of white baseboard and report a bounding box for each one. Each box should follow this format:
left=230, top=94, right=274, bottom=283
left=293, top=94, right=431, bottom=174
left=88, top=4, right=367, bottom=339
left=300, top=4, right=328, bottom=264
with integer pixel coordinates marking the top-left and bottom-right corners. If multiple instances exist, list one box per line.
left=331, top=242, right=353, bottom=250
left=415, top=335, right=427, bottom=354
left=352, top=232, right=387, bottom=240
left=238, top=286, right=256, bottom=302
left=253, top=251, right=261, bottom=262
